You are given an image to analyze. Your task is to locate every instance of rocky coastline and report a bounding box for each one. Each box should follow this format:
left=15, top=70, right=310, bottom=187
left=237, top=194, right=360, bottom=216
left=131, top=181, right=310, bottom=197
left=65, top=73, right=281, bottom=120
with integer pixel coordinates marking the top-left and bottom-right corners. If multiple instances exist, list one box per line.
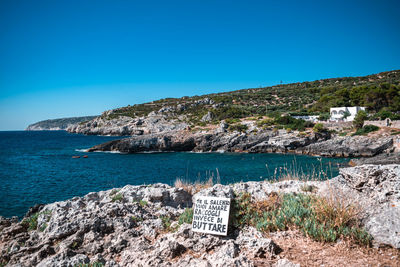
left=62, top=110, right=398, bottom=160
left=86, top=128, right=395, bottom=159
left=1, top=164, right=399, bottom=266
left=61, top=94, right=400, bottom=162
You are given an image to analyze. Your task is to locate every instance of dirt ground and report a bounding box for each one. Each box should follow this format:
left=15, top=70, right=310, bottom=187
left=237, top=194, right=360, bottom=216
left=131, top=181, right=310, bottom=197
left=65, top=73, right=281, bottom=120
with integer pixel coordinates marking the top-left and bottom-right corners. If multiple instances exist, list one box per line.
left=256, top=230, right=400, bottom=267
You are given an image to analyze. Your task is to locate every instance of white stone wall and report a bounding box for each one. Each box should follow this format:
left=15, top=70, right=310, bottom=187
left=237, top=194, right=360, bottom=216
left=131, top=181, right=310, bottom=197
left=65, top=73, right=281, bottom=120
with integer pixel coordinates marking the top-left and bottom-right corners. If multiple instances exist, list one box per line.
left=364, top=120, right=400, bottom=129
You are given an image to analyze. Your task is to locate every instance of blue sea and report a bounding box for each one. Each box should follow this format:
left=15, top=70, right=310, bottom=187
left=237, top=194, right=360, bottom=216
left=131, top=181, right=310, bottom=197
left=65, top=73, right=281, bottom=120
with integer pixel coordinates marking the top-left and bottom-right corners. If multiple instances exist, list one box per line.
left=0, top=131, right=348, bottom=218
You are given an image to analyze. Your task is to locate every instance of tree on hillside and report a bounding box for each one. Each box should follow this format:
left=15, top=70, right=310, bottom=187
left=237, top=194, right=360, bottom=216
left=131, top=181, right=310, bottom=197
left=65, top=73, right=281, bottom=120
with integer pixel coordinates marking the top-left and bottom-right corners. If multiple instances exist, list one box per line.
left=342, top=111, right=351, bottom=120
left=353, top=110, right=368, bottom=130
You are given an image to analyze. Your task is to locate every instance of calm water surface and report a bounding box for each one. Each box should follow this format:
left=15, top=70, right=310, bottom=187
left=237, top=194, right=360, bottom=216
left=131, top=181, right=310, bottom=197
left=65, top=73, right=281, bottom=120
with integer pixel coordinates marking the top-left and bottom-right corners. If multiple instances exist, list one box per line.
left=0, top=131, right=348, bottom=217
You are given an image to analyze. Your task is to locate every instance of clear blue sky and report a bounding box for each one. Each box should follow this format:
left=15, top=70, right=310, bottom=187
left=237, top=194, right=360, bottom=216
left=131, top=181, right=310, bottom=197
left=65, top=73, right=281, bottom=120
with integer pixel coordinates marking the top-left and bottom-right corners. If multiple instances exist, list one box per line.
left=1, top=0, right=399, bottom=130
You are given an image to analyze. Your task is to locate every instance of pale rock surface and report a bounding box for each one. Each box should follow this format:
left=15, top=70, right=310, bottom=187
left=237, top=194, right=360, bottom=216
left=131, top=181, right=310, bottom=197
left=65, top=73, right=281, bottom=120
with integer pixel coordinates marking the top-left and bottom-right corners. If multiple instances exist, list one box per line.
left=1, top=165, right=399, bottom=266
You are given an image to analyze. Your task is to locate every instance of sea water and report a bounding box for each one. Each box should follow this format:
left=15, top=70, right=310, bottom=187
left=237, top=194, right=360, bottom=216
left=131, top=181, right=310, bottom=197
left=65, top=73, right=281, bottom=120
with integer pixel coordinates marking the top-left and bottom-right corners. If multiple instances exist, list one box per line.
left=0, top=131, right=348, bottom=218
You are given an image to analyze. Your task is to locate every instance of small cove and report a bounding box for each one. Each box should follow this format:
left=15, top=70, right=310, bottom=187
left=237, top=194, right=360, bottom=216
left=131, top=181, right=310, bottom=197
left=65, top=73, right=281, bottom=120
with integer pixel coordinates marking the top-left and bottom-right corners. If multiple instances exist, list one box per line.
left=0, top=131, right=349, bottom=218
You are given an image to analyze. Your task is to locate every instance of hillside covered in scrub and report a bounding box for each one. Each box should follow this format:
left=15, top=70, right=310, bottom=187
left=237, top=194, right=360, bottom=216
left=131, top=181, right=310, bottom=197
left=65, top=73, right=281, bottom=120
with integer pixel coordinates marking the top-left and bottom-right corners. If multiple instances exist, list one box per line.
left=100, top=70, right=400, bottom=122
left=67, top=70, right=400, bottom=137
left=65, top=70, right=400, bottom=162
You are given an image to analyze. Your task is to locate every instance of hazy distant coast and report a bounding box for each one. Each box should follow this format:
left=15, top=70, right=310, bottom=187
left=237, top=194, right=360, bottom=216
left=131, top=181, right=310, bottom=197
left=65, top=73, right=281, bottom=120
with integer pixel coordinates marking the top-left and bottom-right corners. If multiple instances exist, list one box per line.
left=26, top=116, right=98, bottom=131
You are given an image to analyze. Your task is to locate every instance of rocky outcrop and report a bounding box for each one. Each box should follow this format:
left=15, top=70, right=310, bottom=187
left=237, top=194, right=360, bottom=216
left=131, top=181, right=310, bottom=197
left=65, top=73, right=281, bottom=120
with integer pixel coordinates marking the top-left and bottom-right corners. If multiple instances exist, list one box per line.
left=87, top=131, right=198, bottom=153
left=297, top=136, right=393, bottom=157
left=87, top=130, right=331, bottom=154
left=323, top=164, right=400, bottom=248
left=350, top=152, right=400, bottom=166
left=67, top=113, right=188, bottom=136
left=87, top=126, right=397, bottom=159
left=0, top=182, right=284, bottom=267
left=26, top=116, right=98, bottom=131
left=84, top=119, right=397, bottom=158
left=0, top=165, right=399, bottom=266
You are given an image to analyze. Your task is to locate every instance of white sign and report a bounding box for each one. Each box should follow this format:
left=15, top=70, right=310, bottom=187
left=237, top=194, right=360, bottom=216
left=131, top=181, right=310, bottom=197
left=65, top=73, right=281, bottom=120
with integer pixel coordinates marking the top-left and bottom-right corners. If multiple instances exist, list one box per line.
left=192, top=196, right=231, bottom=236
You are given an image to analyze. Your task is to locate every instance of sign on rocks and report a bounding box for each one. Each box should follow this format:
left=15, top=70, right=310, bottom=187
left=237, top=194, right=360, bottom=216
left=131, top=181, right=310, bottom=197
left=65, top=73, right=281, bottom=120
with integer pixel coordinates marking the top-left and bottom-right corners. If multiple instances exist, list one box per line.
left=192, top=196, right=231, bottom=236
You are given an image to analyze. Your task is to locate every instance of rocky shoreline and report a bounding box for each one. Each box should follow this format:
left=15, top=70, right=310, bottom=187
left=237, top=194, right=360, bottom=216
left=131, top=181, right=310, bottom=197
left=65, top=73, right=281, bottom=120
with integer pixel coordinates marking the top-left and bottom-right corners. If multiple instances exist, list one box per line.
left=1, top=164, right=399, bottom=266
left=64, top=105, right=400, bottom=162
left=86, top=128, right=395, bottom=160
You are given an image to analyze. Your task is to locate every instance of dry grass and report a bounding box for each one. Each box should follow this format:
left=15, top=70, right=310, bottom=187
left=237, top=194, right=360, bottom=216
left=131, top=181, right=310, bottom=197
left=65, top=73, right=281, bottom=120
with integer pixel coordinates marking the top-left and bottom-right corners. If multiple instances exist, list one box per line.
left=267, top=158, right=332, bottom=183
left=174, top=177, right=214, bottom=195
left=252, top=192, right=281, bottom=215
left=255, top=230, right=400, bottom=267
left=312, top=193, right=360, bottom=229
left=233, top=189, right=371, bottom=246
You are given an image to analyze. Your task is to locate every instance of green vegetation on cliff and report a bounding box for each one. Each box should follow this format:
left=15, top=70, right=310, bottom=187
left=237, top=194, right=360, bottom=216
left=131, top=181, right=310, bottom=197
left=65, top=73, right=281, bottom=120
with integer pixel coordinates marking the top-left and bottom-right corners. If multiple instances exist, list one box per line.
left=103, top=70, right=400, bottom=125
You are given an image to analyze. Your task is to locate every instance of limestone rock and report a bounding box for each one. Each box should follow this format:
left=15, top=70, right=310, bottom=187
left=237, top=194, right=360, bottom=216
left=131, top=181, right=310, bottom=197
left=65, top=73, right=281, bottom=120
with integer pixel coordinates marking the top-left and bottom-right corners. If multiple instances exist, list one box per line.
left=298, top=136, right=393, bottom=157
left=351, top=152, right=400, bottom=166
left=201, top=111, right=214, bottom=122
left=327, top=164, right=400, bottom=248
left=2, top=165, right=400, bottom=266
left=274, top=258, right=300, bottom=267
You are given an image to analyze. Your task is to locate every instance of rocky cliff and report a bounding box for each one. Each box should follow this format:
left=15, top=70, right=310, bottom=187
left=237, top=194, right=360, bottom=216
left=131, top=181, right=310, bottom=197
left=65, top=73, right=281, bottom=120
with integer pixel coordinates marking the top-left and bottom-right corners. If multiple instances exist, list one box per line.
left=350, top=152, right=400, bottom=166
left=66, top=112, right=189, bottom=136
left=26, top=116, right=98, bottom=131
left=86, top=126, right=395, bottom=158
left=86, top=129, right=332, bottom=154
left=1, top=165, right=399, bottom=266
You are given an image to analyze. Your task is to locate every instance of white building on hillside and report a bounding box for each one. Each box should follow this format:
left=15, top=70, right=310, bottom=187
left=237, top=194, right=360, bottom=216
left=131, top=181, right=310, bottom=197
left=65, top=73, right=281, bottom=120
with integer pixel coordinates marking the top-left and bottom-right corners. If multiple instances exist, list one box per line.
left=292, top=115, right=319, bottom=122
left=330, top=106, right=366, bottom=122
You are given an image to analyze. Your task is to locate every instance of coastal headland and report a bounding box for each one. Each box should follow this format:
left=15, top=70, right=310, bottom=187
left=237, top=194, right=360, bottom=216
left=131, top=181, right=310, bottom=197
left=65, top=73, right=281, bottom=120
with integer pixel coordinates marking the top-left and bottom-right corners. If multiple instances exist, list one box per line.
left=63, top=70, right=400, bottom=163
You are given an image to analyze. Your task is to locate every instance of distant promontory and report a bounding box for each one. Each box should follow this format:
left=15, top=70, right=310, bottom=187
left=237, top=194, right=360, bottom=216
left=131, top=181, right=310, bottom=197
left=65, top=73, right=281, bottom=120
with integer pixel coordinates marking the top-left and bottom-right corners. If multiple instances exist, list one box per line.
left=26, top=116, right=98, bottom=131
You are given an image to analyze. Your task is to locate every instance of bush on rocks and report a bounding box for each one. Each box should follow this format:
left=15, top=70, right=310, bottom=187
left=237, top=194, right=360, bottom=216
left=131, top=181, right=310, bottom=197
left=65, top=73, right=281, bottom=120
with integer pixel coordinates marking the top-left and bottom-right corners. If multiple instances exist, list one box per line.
left=313, top=123, right=326, bottom=133
left=231, top=192, right=372, bottom=246
left=352, top=125, right=379, bottom=136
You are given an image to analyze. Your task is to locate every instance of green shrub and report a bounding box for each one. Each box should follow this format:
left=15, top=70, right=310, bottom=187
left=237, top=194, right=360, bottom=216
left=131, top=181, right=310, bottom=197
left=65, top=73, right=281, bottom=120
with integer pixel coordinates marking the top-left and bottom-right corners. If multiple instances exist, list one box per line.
left=109, top=189, right=119, bottom=196
left=272, top=116, right=314, bottom=131
left=257, top=119, right=274, bottom=127
left=139, top=200, right=147, bottom=207
left=132, top=199, right=148, bottom=206
left=352, top=125, right=379, bottom=136
left=39, top=223, right=48, bottom=232
left=131, top=216, right=143, bottom=223
left=111, top=193, right=123, bottom=202
left=231, top=192, right=372, bottom=246
left=353, top=110, right=368, bottom=130
left=369, top=108, right=400, bottom=120
left=178, top=208, right=193, bottom=225
left=160, top=215, right=173, bottom=231
left=21, top=212, right=39, bottom=231
left=225, top=118, right=241, bottom=124
left=228, top=124, right=248, bottom=133
left=303, top=121, right=315, bottom=128
left=318, top=113, right=330, bottom=121
left=313, top=123, right=325, bottom=133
